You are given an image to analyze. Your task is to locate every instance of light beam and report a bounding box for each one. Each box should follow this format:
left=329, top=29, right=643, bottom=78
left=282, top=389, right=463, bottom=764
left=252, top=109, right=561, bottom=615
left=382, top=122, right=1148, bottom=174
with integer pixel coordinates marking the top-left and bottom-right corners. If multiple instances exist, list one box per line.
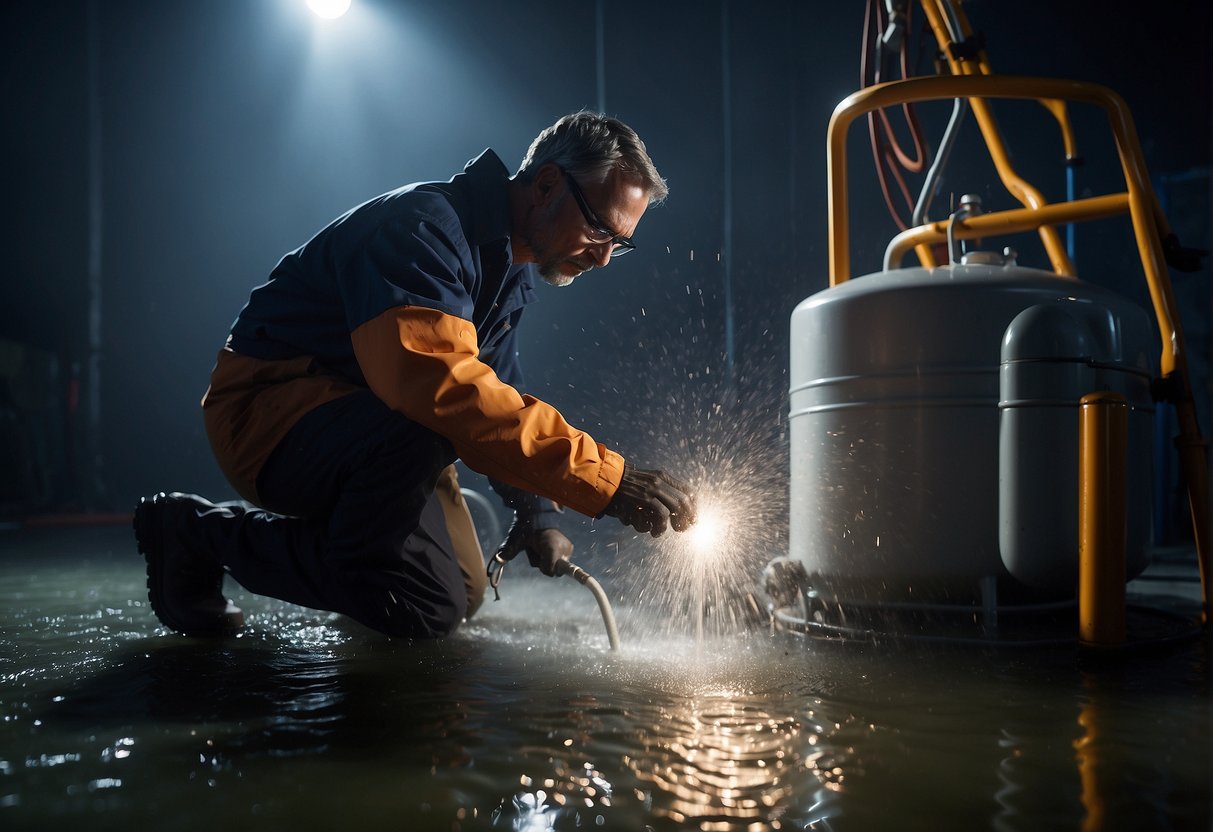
left=306, top=0, right=351, bottom=20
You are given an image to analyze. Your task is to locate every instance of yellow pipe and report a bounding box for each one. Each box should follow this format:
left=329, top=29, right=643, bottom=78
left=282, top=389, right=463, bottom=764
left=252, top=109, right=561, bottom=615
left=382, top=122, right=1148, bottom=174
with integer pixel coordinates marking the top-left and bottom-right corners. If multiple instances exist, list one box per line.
left=919, top=1, right=1074, bottom=274
left=1040, top=98, right=1079, bottom=161
left=965, top=102, right=1074, bottom=275
left=886, top=193, right=1130, bottom=269
left=912, top=242, right=938, bottom=269
left=920, top=1, right=983, bottom=73
left=1078, top=392, right=1128, bottom=646
left=1091, top=85, right=1212, bottom=622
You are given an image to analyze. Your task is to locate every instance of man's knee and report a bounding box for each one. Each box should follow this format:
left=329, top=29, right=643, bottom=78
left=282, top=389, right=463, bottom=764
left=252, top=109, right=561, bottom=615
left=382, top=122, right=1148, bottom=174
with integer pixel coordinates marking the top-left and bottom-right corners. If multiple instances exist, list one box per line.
left=432, top=465, right=488, bottom=619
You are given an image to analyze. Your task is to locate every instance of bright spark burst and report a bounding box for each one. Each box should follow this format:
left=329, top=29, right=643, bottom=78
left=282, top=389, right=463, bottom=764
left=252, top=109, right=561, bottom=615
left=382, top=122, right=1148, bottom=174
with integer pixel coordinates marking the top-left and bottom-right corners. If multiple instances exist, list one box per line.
left=685, top=501, right=729, bottom=561
left=621, top=466, right=782, bottom=640
left=557, top=282, right=790, bottom=642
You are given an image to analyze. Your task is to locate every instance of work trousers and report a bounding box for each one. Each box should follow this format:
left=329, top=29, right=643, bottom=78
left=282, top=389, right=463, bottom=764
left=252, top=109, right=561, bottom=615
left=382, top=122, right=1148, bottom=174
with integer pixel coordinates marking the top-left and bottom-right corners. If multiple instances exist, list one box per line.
left=206, top=390, right=487, bottom=638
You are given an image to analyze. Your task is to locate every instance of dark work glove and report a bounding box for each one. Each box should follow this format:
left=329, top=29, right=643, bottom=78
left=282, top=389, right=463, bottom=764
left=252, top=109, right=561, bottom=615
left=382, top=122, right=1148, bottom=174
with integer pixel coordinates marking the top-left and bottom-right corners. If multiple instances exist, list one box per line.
left=495, top=515, right=574, bottom=576
left=484, top=479, right=569, bottom=599
left=602, top=463, right=697, bottom=537
left=486, top=514, right=575, bottom=600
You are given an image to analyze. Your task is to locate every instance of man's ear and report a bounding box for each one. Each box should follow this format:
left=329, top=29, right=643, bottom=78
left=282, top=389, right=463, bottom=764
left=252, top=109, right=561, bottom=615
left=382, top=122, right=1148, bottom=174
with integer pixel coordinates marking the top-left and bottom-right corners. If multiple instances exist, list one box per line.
left=531, top=163, right=562, bottom=207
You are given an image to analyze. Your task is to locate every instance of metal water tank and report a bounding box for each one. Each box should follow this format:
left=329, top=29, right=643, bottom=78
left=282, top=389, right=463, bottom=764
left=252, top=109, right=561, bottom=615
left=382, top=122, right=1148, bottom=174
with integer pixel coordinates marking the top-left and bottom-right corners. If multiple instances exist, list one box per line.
left=787, top=259, right=1155, bottom=602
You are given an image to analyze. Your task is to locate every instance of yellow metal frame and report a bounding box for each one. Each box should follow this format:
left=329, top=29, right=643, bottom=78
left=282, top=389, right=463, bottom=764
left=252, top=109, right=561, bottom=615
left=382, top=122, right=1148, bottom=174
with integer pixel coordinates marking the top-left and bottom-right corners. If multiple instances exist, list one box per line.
left=826, top=71, right=1209, bottom=621
left=917, top=0, right=1076, bottom=275
left=884, top=193, right=1130, bottom=270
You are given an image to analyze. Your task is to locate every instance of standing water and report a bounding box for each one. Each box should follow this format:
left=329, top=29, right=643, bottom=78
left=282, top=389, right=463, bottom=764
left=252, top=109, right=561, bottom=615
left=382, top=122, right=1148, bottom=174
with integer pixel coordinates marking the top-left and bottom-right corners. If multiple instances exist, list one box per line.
left=1, top=523, right=1208, bottom=830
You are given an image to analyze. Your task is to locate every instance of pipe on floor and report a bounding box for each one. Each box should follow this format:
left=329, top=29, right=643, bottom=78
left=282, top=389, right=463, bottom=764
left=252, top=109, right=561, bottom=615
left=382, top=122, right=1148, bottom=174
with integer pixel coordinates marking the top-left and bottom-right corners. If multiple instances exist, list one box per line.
left=554, top=559, right=621, bottom=651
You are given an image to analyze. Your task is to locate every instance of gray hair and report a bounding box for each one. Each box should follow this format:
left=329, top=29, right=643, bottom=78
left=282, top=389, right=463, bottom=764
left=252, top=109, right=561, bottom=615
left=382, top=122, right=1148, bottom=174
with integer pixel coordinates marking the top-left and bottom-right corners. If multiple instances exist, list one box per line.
left=517, top=111, right=669, bottom=205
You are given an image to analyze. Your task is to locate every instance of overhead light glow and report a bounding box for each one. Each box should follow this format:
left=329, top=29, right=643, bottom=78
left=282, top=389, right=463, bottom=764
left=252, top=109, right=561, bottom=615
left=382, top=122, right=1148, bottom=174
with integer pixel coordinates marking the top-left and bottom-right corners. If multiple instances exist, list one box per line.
left=306, top=0, right=351, bottom=19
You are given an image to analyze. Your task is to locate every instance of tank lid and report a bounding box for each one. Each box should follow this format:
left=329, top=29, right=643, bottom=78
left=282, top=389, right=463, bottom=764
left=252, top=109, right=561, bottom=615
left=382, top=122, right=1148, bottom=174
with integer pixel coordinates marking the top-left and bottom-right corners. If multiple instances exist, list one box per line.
left=960, top=247, right=1018, bottom=267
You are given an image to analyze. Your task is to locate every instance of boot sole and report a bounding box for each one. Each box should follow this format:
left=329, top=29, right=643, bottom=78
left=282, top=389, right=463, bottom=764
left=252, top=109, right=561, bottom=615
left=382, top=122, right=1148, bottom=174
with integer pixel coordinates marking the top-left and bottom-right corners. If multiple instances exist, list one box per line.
left=134, top=493, right=244, bottom=636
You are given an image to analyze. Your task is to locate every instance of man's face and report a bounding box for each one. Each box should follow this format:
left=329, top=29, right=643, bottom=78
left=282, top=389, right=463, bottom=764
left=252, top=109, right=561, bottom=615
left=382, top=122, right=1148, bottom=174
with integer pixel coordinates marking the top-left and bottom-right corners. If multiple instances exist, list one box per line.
left=528, top=166, right=649, bottom=287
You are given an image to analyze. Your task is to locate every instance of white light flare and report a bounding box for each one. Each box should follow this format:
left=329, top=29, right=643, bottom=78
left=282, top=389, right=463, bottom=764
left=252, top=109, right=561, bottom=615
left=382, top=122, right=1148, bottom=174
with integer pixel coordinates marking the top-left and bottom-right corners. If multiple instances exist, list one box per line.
left=669, top=494, right=750, bottom=644
left=306, top=0, right=351, bottom=19
left=685, top=502, right=730, bottom=564
left=666, top=489, right=758, bottom=589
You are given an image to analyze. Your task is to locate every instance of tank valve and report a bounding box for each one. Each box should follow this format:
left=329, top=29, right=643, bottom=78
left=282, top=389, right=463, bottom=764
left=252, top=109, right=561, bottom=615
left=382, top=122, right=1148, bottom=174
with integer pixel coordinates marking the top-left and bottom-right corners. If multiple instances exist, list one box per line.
left=761, top=558, right=809, bottom=611
left=948, top=194, right=984, bottom=264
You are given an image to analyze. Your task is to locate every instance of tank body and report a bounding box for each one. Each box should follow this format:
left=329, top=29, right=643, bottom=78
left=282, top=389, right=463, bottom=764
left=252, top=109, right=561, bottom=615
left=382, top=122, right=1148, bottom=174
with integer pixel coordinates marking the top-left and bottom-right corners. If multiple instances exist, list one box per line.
left=787, top=263, right=1155, bottom=601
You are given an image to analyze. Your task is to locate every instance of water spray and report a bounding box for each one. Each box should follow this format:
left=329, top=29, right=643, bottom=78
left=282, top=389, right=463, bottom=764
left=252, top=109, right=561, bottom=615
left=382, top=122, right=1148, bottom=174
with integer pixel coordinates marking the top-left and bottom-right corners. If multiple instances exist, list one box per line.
left=684, top=506, right=728, bottom=643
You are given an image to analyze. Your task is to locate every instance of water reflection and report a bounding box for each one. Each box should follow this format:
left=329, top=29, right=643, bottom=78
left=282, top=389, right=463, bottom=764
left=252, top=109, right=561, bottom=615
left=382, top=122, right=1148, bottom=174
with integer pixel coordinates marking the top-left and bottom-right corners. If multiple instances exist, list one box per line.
left=1074, top=687, right=1105, bottom=832
left=621, top=689, right=839, bottom=830
left=506, top=761, right=616, bottom=830
left=2, top=533, right=1207, bottom=830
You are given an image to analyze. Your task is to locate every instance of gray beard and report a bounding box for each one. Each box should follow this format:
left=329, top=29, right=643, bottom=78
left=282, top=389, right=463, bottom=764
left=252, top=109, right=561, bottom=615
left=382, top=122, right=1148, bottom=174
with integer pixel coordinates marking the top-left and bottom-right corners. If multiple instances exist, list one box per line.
left=537, top=258, right=578, bottom=287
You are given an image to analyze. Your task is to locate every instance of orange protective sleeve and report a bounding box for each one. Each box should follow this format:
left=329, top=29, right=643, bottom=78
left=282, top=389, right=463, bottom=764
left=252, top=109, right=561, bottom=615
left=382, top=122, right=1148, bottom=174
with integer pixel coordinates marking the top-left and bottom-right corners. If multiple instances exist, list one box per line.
left=350, top=305, right=624, bottom=516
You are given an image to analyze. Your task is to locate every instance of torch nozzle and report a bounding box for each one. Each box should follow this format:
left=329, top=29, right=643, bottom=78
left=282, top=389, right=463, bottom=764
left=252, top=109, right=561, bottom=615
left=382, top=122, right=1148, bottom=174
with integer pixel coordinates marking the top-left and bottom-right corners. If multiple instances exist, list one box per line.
left=554, top=558, right=590, bottom=584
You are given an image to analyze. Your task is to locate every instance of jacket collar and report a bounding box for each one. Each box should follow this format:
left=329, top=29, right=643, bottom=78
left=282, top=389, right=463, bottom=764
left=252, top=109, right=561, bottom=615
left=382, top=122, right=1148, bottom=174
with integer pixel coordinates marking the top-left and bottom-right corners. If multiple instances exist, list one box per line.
left=455, top=149, right=513, bottom=247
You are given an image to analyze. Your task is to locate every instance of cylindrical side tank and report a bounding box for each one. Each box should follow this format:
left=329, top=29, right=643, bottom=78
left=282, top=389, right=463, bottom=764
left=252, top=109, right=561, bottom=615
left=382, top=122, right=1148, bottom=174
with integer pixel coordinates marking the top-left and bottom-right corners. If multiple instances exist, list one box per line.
left=788, top=262, right=1155, bottom=602
left=999, top=303, right=1153, bottom=590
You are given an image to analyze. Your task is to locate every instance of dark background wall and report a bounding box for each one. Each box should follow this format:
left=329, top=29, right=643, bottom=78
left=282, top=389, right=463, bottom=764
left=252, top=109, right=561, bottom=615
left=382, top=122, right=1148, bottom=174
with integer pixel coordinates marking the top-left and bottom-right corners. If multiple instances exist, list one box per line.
left=2, top=1, right=1209, bottom=541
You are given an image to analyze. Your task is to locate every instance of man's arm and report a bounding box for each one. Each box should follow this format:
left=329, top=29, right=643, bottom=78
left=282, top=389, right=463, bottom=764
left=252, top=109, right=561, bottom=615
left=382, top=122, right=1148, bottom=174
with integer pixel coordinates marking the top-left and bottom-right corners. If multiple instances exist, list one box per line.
left=345, top=211, right=693, bottom=532
left=351, top=305, right=624, bottom=517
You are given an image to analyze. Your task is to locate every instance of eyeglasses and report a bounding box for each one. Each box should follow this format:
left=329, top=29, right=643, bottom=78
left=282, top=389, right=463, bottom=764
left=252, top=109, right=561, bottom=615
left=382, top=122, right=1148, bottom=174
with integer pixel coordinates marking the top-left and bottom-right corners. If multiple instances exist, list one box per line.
left=561, top=170, right=636, bottom=257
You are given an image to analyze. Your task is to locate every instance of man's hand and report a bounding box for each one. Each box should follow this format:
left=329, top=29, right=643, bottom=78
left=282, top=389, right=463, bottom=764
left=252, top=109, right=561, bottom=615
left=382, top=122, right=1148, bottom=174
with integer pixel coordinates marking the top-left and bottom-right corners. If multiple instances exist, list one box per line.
left=494, top=516, right=574, bottom=576
left=602, top=463, right=697, bottom=537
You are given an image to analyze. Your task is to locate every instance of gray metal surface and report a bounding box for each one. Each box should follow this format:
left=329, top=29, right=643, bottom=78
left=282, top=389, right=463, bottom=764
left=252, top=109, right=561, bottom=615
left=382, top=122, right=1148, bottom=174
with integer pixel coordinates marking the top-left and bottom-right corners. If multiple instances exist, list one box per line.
left=788, top=263, right=1155, bottom=601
